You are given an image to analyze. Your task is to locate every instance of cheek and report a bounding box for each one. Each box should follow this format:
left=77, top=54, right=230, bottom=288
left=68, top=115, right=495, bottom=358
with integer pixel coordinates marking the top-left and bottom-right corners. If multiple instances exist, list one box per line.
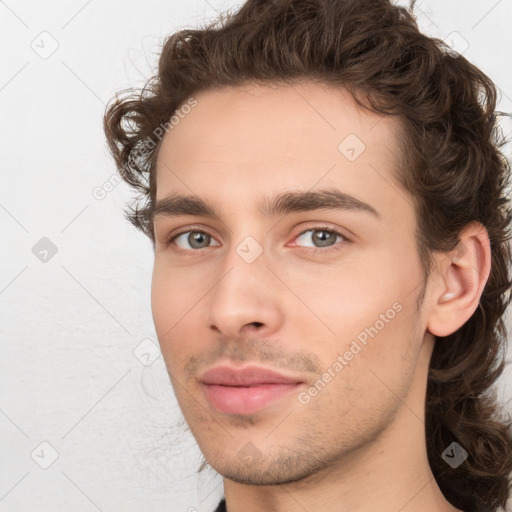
left=281, top=258, right=421, bottom=383
left=150, top=262, right=203, bottom=365
left=302, top=306, right=419, bottom=429
left=151, top=263, right=176, bottom=333
left=278, top=255, right=405, bottom=335
left=151, top=259, right=210, bottom=326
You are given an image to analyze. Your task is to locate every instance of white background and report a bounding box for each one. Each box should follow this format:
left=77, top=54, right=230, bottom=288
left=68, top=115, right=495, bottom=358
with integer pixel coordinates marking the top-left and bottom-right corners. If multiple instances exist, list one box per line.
left=1, top=1, right=512, bottom=511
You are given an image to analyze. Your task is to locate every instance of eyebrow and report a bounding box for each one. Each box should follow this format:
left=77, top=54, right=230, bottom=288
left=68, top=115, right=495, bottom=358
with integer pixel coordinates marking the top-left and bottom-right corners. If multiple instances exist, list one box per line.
left=152, top=188, right=380, bottom=222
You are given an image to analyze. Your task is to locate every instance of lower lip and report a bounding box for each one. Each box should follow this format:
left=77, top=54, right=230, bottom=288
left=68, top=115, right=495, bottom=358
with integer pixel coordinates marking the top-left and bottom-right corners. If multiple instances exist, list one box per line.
left=202, top=383, right=302, bottom=415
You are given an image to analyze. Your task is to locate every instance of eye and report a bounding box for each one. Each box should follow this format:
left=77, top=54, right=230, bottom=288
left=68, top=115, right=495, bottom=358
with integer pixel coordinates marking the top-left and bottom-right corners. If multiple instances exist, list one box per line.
left=163, top=225, right=349, bottom=255
left=166, top=229, right=220, bottom=251
left=291, top=226, right=347, bottom=252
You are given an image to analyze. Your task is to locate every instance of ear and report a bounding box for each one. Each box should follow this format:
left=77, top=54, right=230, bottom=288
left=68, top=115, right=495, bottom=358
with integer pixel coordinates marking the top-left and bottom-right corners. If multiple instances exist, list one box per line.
left=426, top=222, right=491, bottom=338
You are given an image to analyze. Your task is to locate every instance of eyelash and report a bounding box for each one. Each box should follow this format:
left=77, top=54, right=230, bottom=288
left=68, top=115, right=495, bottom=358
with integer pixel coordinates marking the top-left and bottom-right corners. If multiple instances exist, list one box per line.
left=164, top=225, right=349, bottom=255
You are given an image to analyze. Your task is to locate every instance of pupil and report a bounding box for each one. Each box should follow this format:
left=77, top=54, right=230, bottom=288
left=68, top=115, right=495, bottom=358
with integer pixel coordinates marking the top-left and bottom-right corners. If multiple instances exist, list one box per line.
left=315, top=230, right=335, bottom=247
left=190, top=232, right=208, bottom=248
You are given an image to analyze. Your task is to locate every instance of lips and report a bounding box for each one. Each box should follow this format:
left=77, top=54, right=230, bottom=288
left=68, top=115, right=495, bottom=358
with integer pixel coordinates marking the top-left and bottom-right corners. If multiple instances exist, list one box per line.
left=199, top=365, right=304, bottom=415
left=200, top=365, right=302, bottom=386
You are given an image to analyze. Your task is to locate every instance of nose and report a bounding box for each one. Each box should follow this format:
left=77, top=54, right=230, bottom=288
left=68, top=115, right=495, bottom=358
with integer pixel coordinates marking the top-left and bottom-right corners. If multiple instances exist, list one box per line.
left=207, top=243, right=283, bottom=339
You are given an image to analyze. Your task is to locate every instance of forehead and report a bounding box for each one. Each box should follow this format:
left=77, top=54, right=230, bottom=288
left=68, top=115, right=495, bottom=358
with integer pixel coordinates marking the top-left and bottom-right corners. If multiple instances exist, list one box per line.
left=154, top=81, right=405, bottom=219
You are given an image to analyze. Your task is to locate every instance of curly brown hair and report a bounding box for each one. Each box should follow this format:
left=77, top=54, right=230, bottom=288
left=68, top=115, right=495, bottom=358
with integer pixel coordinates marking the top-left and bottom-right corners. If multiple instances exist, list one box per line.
left=103, top=0, right=512, bottom=510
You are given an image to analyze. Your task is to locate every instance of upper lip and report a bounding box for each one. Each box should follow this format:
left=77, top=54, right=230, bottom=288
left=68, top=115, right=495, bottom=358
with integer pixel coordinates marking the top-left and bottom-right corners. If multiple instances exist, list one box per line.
left=199, top=365, right=303, bottom=386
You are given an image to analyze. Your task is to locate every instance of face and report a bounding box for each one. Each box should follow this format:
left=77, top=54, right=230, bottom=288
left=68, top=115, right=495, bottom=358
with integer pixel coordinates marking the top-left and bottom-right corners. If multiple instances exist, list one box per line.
left=151, top=81, right=431, bottom=485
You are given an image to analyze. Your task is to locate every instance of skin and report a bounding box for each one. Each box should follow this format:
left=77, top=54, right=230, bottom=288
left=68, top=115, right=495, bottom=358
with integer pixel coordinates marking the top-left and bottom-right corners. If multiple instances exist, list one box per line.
left=150, top=81, right=490, bottom=512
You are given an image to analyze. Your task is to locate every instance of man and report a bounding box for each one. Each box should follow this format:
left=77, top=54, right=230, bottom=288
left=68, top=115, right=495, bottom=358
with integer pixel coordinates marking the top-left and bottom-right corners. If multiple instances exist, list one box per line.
left=103, top=0, right=512, bottom=511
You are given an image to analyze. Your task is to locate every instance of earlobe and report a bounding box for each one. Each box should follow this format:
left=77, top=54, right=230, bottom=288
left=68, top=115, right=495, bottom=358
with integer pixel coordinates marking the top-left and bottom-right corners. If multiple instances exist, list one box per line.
left=426, top=222, right=491, bottom=338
